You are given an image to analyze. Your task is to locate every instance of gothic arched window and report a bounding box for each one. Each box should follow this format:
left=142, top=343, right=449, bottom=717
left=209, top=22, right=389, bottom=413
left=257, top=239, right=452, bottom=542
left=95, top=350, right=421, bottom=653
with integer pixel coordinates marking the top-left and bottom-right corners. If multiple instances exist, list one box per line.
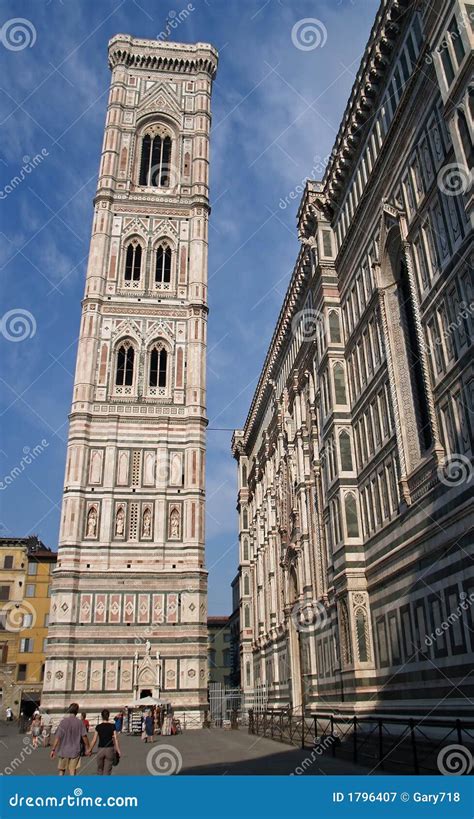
left=149, top=346, right=167, bottom=389
left=155, top=245, right=172, bottom=286
left=334, top=362, right=347, bottom=404
left=328, top=310, right=342, bottom=343
left=115, top=342, right=134, bottom=387
left=124, top=241, right=142, bottom=283
left=339, top=430, right=353, bottom=471
left=344, top=493, right=359, bottom=538
left=139, top=132, right=172, bottom=187
left=243, top=575, right=250, bottom=595
left=243, top=538, right=249, bottom=561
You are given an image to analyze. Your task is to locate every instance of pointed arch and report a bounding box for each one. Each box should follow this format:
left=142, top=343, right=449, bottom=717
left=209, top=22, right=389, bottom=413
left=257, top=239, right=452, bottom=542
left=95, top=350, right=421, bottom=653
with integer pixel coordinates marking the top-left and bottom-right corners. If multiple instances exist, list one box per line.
left=122, top=237, right=144, bottom=287
left=138, top=123, right=174, bottom=188
left=147, top=338, right=170, bottom=397
left=114, top=338, right=136, bottom=394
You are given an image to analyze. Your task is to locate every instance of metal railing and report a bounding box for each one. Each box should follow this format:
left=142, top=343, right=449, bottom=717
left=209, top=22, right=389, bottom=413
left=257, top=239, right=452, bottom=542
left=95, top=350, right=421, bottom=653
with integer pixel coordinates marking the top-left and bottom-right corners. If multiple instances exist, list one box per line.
left=248, top=710, right=474, bottom=773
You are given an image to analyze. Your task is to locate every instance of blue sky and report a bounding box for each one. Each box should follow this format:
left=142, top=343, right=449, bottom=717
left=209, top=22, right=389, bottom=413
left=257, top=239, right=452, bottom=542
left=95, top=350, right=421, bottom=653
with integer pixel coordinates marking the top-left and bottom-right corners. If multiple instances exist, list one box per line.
left=0, top=0, right=378, bottom=613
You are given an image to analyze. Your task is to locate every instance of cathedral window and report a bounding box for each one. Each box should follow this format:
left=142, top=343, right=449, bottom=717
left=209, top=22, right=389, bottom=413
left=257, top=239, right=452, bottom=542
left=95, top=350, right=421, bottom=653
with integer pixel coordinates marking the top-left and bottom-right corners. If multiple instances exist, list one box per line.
left=148, top=344, right=168, bottom=397
left=328, top=310, right=341, bottom=343
left=115, top=342, right=135, bottom=392
left=333, top=362, right=347, bottom=404
left=155, top=244, right=172, bottom=288
left=344, top=493, right=359, bottom=538
left=339, top=430, right=353, bottom=471
left=139, top=131, right=172, bottom=187
left=124, top=240, right=142, bottom=287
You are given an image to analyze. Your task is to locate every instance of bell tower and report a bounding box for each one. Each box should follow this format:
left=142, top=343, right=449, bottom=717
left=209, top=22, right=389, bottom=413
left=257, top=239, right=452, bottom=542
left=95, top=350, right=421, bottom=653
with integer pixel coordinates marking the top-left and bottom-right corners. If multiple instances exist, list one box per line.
left=42, top=35, right=218, bottom=721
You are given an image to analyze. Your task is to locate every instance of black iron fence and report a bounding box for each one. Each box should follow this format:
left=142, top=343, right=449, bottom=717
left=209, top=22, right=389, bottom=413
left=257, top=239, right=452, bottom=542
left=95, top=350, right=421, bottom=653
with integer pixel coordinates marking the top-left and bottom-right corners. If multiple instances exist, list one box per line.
left=248, top=709, right=474, bottom=774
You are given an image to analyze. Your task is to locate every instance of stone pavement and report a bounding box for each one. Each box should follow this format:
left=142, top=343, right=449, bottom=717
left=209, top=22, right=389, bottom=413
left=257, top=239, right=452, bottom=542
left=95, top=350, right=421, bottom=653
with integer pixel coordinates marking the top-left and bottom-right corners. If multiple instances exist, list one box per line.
left=0, top=722, right=380, bottom=776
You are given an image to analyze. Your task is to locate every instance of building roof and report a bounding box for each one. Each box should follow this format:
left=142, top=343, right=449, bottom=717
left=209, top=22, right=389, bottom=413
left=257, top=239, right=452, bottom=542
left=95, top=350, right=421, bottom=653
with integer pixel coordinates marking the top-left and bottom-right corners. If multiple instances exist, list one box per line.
left=207, top=616, right=230, bottom=625
left=0, top=535, right=56, bottom=560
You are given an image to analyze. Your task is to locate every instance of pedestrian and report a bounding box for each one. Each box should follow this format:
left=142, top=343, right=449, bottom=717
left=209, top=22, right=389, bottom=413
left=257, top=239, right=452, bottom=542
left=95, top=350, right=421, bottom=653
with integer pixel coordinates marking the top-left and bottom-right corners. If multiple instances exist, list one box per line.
left=114, top=712, right=123, bottom=733
left=89, top=709, right=121, bottom=775
left=142, top=710, right=154, bottom=743
left=81, top=712, right=90, bottom=732
left=42, top=709, right=52, bottom=747
left=6, top=707, right=13, bottom=722
left=50, top=703, right=91, bottom=775
left=30, top=714, right=42, bottom=749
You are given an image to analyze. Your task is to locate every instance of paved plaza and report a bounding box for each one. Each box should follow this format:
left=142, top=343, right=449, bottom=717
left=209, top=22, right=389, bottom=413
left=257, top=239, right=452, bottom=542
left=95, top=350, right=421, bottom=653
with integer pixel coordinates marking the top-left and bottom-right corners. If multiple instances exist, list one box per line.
left=0, top=723, right=376, bottom=776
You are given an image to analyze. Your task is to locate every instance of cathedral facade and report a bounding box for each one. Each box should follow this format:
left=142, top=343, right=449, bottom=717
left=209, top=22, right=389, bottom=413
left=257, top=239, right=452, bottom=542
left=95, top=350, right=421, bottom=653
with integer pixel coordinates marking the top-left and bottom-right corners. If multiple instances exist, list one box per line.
left=232, top=0, right=472, bottom=717
left=42, top=36, right=217, bottom=720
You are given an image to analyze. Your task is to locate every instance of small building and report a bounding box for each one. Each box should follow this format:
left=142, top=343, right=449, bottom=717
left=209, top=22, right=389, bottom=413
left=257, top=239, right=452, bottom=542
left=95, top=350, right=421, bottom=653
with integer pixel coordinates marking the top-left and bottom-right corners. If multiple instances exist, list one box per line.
left=0, top=536, right=56, bottom=718
left=207, top=616, right=232, bottom=686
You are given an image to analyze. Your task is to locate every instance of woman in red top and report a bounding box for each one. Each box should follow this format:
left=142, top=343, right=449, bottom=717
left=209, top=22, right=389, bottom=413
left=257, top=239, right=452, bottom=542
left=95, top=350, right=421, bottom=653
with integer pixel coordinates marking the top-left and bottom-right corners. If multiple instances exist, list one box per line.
left=81, top=712, right=90, bottom=732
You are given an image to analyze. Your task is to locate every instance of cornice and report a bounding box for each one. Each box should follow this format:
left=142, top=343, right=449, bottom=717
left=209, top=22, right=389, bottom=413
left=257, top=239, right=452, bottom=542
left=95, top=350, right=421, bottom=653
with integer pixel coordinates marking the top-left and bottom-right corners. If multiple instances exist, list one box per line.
left=108, top=35, right=218, bottom=79
left=321, top=0, right=415, bottom=213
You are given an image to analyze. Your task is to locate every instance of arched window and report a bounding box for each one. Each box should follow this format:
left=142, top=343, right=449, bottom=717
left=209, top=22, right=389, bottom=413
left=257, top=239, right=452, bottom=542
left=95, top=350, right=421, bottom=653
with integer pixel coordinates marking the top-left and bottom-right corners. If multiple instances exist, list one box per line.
left=334, top=362, right=347, bottom=404
left=355, top=609, right=369, bottom=662
left=124, top=241, right=142, bottom=283
left=244, top=605, right=250, bottom=628
left=139, top=132, right=172, bottom=187
left=329, top=310, right=342, bottom=343
left=339, top=430, right=353, bottom=471
left=149, top=346, right=167, bottom=389
left=243, top=538, right=249, bottom=561
left=344, top=493, right=359, bottom=537
left=155, top=245, right=172, bottom=286
left=243, top=575, right=250, bottom=595
left=457, top=108, right=473, bottom=167
left=241, top=465, right=247, bottom=486
left=242, top=509, right=248, bottom=529
left=115, top=342, right=134, bottom=387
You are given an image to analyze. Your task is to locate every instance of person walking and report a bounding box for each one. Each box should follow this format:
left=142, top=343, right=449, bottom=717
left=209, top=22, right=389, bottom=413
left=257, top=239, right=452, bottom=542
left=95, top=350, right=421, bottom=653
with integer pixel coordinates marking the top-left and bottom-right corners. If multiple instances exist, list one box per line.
left=5, top=707, right=13, bottom=722
left=81, top=712, right=90, bottom=733
left=114, top=712, right=123, bottom=733
left=50, top=703, right=90, bottom=775
left=30, top=714, right=42, bottom=749
left=142, top=710, right=154, bottom=743
left=89, top=709, right=121, bottom=775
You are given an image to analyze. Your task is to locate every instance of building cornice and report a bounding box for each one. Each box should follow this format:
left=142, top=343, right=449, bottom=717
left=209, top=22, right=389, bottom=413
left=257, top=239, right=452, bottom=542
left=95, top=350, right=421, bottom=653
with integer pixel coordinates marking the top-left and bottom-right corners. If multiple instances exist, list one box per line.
left=108, top=35, right=218, bottom=79
left=321, top=0, right=414, bottom=214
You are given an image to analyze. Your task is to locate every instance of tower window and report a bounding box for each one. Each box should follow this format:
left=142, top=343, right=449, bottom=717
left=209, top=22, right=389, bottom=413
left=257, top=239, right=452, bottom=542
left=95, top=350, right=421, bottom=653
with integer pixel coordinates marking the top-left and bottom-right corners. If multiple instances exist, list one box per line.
left=115, top=343, right=134, bottom=387
left=139, top=132, right=172, bottom=187
left=124, top=242, right=142, bottom=282
left=149, top=346, right=167, bottom=389
left=155, top=245, right=172, bottom=285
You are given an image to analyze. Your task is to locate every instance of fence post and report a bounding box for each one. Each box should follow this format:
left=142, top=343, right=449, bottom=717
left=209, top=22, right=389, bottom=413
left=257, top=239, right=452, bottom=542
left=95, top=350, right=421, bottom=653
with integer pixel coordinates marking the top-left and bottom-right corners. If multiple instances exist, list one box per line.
left=409, top=719, right=419, bottom=775
left=313, top=715, right=317, bottom=745
left=353, top=715, right=358, bottom=763
left=279, top=711, right=283, bottom=742
left=331, top=715, right=336, bottom=757
left=456, top=719, right=463, bottom=746
left=378, top=719, right=384, bottom=770
left=301, top=711, right=305, bottom=750
left=271, top=711, right=274, bottom=739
